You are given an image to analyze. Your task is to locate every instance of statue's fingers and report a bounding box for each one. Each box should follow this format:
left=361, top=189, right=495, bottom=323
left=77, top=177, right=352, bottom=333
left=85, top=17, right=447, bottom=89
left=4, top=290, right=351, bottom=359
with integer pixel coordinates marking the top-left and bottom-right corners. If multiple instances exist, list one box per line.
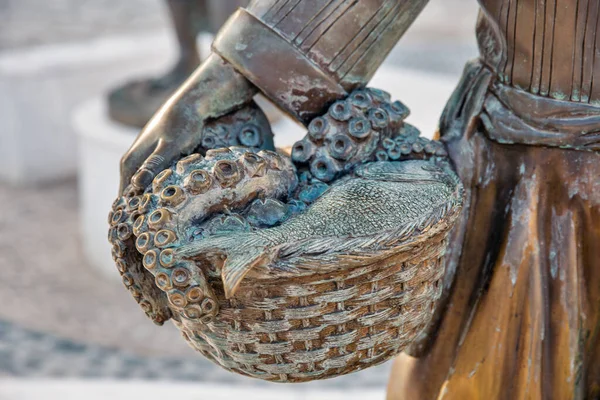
left=131, top=140, right=178, bottom=191
left=119, top=139, right=155, bottom=194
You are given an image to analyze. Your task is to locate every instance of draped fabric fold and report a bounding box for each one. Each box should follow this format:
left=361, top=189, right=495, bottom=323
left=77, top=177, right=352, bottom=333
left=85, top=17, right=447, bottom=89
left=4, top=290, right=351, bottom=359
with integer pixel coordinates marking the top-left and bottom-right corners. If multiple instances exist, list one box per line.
left=388, top=61, right=600, bottom=400
left=388, top=1, right=600, bottom=398
left=482, top=84, right=600, bottom=151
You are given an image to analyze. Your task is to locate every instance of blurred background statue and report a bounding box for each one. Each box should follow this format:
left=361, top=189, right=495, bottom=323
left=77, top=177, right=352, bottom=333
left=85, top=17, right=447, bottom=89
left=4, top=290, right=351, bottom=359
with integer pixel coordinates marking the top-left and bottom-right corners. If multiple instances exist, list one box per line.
left=107, top=0, right=248, bottom=128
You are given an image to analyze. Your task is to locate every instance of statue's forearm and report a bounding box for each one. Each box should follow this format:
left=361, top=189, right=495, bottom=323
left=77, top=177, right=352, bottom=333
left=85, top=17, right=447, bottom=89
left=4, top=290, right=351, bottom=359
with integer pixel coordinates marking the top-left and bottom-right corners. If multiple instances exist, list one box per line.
left=213, top=0, right=430, bottom=124
left=122, top=53, right=259, bottom=192
left=248, top=0, right=430, bottom=87
left=122, top=0, right=430, bottom=191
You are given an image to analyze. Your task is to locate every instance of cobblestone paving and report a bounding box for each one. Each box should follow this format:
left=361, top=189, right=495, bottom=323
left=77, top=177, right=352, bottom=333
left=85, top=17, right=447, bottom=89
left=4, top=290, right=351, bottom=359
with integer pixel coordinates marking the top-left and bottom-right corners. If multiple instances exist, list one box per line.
left=0, top=180, right=194, bottom=358
left=0, top=319, right=392, bottom=387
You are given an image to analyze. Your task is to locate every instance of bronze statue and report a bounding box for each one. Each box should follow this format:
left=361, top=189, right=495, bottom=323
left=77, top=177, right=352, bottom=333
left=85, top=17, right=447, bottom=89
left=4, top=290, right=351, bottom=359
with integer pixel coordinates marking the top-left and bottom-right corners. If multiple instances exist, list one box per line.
left=109, top=0, right=600, bottom=398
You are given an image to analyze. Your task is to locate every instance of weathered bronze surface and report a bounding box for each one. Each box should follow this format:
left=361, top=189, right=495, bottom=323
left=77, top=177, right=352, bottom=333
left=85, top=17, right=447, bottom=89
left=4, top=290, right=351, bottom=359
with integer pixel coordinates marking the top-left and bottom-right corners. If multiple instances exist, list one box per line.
left=111, top=0, right=599, bottom=397
left=388, top=1, right=600, bottom=398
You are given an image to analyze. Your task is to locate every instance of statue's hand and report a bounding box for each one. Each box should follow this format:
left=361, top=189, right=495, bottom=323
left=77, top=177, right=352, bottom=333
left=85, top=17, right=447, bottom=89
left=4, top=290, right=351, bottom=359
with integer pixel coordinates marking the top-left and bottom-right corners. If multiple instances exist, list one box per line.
left=118, top=54, right=259, bottom=194
left=110, top=53, right=274, bottom=324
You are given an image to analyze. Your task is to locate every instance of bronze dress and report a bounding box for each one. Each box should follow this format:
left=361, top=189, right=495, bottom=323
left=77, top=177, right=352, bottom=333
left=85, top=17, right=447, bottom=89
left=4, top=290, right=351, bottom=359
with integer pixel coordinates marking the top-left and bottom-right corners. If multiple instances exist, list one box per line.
left=389, top=0, right=600, bottom=398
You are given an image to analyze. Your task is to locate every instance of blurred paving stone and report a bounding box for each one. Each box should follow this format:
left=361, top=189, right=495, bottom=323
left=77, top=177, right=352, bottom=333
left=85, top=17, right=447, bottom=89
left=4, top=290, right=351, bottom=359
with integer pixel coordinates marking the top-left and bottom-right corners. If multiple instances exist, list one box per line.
left=0, top=379, right=387, bottom=400
left=0, top=179, right=192, bottom=357
left=0, top=320, right=393, bottom=388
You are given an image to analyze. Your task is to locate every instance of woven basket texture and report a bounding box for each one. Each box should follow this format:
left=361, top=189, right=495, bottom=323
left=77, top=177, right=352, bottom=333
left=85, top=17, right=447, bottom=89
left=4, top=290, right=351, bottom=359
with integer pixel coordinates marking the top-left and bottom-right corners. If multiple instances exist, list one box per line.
left=108, top=146, right=462, bottom=383
left=174, top=231, right=447, bottom=382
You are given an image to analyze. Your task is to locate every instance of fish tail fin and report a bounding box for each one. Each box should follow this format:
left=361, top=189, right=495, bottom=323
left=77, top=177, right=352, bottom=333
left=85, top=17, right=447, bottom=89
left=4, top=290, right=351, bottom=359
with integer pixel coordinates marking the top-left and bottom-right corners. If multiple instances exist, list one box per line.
left=177, top=233, right=273, bottom=298
left=221, top=244, right=275, bottom=298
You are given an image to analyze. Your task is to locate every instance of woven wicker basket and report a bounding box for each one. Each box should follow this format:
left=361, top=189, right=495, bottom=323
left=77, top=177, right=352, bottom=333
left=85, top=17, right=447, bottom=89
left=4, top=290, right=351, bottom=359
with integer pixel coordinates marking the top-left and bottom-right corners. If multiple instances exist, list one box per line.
left=108, top=87, right=463, bottom=382
left=108, top=151, right=462, bottom=383
left=174, top=230, right=448, bottom=382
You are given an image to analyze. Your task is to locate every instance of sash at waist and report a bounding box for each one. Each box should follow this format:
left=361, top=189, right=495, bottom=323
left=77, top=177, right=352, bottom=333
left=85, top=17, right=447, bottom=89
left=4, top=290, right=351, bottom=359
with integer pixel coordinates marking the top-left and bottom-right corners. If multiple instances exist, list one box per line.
left=480, top=82, right=600, bottom=152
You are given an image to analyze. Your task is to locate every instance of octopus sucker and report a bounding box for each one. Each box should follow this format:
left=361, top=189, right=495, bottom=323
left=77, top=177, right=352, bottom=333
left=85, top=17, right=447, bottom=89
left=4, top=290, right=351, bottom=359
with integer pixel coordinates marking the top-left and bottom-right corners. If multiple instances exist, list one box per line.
left=308, top=116, right=329, bottom=140
left=289, top=86, right=408, bottom=183
left=176, top=154, right=204, bottom=175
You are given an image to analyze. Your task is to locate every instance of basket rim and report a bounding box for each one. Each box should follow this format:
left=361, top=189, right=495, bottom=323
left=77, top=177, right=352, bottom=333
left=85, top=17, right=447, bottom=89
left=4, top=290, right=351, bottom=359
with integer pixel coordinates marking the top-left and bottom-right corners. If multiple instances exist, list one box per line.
left=241, top=180, right=463, bottom=282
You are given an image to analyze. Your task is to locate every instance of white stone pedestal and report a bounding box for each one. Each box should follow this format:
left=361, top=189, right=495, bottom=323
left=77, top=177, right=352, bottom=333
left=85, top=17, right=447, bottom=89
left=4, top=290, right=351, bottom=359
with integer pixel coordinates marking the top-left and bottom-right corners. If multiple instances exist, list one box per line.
left=75, top=66, right=458, bottom=278
left=0, top=31, right=176, bottom=185
left=74, top=98, right=139, bottom=277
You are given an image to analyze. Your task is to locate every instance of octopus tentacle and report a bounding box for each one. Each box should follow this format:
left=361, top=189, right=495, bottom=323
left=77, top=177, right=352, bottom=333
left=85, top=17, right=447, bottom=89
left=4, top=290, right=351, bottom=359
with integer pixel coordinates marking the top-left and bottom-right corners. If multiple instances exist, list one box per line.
left=108, top=186, right=172, bottom=325
left=291, top=88, right=409, bottom=182
left=129, top=146, right=297, bottom=323
left=108, top=103, right=275, bottom=324
left=290, top=88, right=449, bottom=205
